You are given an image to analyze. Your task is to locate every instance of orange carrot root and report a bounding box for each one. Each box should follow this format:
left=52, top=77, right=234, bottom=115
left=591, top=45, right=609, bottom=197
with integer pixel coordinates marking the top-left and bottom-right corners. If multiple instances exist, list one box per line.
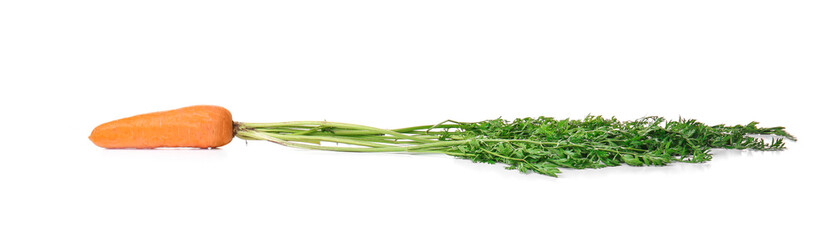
left=89, top=105, right=234, bottom=149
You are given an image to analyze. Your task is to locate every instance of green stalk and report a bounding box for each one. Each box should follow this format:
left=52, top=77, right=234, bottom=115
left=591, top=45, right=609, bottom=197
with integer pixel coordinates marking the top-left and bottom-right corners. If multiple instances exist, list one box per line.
left=242, top=121, right=437, bottom=143
left=236, top=130, right=468, bottom=153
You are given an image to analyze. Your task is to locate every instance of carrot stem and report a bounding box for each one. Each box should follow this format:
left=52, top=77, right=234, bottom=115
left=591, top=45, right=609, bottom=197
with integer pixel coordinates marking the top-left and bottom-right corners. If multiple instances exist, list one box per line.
left=235, top=121, right=470, bottom=155
left=241, top=121, right=440, bottom=143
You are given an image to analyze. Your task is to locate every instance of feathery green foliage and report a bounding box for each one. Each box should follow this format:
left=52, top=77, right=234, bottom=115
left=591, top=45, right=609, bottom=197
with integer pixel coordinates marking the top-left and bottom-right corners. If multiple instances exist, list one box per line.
left=445, top=116, right=794, bottom=176
left=235, top=116, right=795, bottom=177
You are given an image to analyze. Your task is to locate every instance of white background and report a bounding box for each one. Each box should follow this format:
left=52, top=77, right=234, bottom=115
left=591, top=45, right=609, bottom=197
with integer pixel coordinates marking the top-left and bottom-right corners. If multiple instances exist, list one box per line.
left=1, top=1, right=828, bottom=239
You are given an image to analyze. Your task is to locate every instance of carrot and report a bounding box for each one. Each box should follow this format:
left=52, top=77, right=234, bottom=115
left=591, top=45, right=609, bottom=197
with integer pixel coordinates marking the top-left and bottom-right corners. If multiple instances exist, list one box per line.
left=89, top=105, right=234, bottom=149
left=90, top=105, right=794, bottom=177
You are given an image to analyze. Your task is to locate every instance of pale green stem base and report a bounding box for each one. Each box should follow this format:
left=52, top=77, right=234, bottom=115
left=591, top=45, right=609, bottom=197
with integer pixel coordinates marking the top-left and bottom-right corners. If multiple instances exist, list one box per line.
left=234, top=121, right=470, bottom=154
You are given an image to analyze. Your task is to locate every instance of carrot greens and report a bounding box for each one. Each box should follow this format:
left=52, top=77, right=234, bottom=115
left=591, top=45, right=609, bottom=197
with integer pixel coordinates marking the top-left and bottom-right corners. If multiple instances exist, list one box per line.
left=234, top=116, right=795, bottom=177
